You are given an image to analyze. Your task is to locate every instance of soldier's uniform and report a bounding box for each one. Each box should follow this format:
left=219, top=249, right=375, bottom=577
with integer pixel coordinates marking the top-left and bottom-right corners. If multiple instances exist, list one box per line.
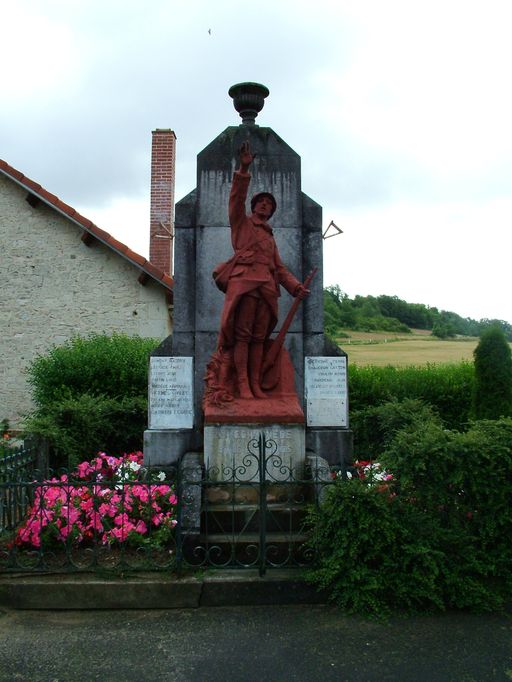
left=217, top=170, right=301, bottom=350
left=213, top=170, right=303, bottom=399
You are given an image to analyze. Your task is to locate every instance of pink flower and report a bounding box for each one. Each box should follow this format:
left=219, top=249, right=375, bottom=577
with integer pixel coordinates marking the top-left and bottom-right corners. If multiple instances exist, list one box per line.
left=86, top=514, right=104, bottom=533
left=59, top=506, right=81, bottom=526
left=109, top=522, right=135, bottom=542
left=58, top=524, right=74, bottom=540
left=132, top=485, right=149, bottom=503
left=154, top=484, right=172, bottom=497
left=76, top=461, right=94, bottom=478
left=43, top=486, right=67, bottom=505
left=99, top=502, right=115, bottom=517
left=80, top=496, right=94, bottom=513
left=109, top=527, right=126, bottom=542
left=134, top=520, right=148, bottom=535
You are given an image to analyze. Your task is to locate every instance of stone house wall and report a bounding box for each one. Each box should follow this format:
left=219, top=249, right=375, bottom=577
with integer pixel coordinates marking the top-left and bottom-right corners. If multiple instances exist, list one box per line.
left=1, top=174, right=172, bottom=425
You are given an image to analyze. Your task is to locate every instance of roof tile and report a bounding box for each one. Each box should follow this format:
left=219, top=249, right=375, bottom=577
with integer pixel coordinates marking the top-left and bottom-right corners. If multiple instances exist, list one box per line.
left=0, top=160, right=23, bottom=181
left=39, top=188, right=59, bottom=204
left=23, top=178, right=42, bottom=194
left=125, top=249, right=146, bottom=266
left=105, top=236, right=129, bottom=254
left=88, top=224, right=111, bottom=241
left=143, top=260, right=164, bottom=279
left=54, top=199, right=76, bottom=218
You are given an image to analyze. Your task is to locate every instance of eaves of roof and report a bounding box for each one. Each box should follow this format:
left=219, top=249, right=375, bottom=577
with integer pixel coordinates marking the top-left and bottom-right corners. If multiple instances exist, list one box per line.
left=0, top=159, right=174, bottom=298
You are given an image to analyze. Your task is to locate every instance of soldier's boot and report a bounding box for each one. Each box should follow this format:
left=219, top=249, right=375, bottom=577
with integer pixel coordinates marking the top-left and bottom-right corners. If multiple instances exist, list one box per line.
left=234, top=341, right=254, bottom=399
left=249, top=343, right=266, bottom=399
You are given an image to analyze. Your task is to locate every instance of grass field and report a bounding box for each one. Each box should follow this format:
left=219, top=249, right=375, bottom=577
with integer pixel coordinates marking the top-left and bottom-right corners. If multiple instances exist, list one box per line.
left=336, top=329, right=481, bottom=366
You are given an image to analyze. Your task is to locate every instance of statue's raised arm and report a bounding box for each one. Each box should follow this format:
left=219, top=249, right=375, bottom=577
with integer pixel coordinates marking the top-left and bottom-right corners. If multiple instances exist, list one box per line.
left=238, top=141, right=254, bottom=173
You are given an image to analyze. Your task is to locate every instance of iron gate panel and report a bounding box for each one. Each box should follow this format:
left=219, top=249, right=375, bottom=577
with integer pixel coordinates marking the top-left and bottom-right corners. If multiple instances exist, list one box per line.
left=177, top=432, right=330, bottom=575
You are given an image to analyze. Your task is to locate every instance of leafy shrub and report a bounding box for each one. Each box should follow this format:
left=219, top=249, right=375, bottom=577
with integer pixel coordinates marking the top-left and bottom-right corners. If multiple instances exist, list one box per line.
left=349, top=362, right=474, bottom=430
left=307, top=418, right=512, bottom=616
left=472, top=326, right=512, bottom=419
left=23, top=334, right=159, bottom=467
left=382, top=417, right=512, bottom=583
left=350, top=398, right=443, bottom=459
left=306, top=482, right=447, bottom=616
left=24, top=394, right=147, bottom=470
left=27, top=333, right=159, bottom=405
left=431, top=321, right=456, bottom=339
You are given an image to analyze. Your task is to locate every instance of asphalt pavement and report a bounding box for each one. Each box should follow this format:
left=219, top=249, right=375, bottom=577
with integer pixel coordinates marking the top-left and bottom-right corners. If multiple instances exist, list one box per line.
left=1, top=604, right=511, bottom=682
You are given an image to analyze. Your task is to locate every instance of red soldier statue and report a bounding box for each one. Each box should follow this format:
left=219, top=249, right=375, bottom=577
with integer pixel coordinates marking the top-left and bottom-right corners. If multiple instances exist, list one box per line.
left=206, top=142, right=309, bottom=403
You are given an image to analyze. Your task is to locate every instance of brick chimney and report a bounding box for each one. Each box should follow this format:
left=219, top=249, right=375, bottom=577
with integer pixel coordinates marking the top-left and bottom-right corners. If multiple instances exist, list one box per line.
left=150, top=129, right=176, bottom=275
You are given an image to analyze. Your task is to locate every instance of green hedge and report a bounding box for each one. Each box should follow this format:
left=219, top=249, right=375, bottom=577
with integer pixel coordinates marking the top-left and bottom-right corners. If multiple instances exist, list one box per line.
left=24, top=394, right=148, bottom=470
left=306, top=417, right=512, bottom=616
left=349, top=362, right=474, bottom=431
left=27, top=333, right=158, bottom=405
left=350, top=398, right=443, bottom=460
left=23, top=333, right=159, bottom=468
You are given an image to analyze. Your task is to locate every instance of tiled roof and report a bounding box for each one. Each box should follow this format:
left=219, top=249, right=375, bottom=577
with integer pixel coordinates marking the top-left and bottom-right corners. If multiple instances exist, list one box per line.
left=0, top=158, right=174, bottom=296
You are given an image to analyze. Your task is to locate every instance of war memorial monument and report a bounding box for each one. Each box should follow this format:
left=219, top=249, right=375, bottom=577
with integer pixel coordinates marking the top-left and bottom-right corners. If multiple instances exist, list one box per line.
left=144, top=83, right=352, bottom=546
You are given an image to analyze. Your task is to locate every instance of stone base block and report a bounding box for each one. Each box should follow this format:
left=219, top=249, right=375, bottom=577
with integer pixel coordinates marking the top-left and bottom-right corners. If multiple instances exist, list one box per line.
left=204, top=423, right=305, bottom=482
left=143, top=429, right=194, bottom=467
left=180, top=452, right=203, bottom=535
left=306, top=453, right=332, bottom=505
left=306, top=428, right=353, bottom=468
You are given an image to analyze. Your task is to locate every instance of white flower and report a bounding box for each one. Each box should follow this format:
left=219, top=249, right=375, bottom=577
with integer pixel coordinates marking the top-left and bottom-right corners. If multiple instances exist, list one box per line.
left=156, top=471, right=166, bottom=482
left=128, top=461, right=141, bottom=472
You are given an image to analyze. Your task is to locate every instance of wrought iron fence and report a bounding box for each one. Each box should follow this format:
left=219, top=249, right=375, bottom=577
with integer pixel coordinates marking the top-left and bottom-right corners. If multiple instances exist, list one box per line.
left=0, top=441, right=39, bottom=532
left=0, top=434, right=337, bottom=575
left=0, top=441, right=38, bottom=480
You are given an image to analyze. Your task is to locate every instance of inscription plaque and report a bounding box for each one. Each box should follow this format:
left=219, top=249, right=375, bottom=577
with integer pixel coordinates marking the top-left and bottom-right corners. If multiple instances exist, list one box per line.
left=204, top=423, right=305, bottom=482
left=148, top=357, right=194, bottom=430
left=305, top=356, right=348, bottom=427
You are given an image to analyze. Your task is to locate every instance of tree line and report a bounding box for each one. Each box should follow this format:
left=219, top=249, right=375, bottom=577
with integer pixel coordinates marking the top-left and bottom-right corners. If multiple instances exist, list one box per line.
left=324, top=285, right=512, bottom=339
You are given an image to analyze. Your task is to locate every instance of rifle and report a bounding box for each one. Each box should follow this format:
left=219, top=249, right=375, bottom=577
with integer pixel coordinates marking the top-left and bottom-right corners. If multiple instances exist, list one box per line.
left=261, top=268, right=318, bottom=390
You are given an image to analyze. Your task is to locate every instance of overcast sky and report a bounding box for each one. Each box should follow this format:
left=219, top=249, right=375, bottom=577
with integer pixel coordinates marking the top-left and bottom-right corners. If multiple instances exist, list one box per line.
left=2, top=0, right=511, bottom=323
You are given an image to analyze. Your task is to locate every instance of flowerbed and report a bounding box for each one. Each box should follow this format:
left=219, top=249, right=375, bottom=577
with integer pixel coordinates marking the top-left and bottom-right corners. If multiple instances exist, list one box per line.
left=14, top=452, right=177, bottom=551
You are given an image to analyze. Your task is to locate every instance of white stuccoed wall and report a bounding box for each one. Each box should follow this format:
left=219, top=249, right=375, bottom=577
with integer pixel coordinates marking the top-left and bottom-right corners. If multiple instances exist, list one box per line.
left=0, top=174, right=172, bottom=426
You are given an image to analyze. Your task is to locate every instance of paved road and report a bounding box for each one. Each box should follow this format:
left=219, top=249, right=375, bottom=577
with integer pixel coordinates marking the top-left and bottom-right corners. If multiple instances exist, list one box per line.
left=1, top=605, right=511, bottom=681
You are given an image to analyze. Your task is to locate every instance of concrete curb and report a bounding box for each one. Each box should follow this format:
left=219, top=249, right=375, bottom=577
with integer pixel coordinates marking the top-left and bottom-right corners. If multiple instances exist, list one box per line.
left=0, top=570, right=326, bottom=610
